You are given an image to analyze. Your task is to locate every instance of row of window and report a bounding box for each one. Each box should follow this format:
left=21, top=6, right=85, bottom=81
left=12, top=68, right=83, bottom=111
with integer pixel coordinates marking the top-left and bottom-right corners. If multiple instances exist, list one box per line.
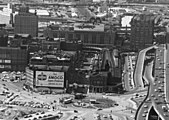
left=0, top=59, right=11, bottom=63
left=93, top=81, right=104, bottom=85
left=0, top=65, right=11, bottom=69
left=68, top=33, right=113, bottom=44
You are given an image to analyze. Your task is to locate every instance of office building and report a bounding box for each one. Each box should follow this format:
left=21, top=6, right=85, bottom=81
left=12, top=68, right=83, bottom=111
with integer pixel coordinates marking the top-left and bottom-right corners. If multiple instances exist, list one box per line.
left=14, top=6, right=38, bottom=37
left=130, top=14, right=156, bottom=51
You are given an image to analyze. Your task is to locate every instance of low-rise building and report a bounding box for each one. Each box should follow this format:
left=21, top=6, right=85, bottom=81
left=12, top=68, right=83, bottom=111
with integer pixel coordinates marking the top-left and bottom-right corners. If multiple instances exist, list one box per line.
left=0, top=47, right=27, bottom=72
left=43, top=23, right=117, bottom=47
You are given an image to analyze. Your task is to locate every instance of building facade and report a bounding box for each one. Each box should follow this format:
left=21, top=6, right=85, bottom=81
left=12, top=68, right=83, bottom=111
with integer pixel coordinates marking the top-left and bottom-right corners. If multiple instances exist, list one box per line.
left=44, top=23, right=116, bottom=47
left=0, top=47, right=27, bottom=72
left=130, top=14, right=156, bottom=51
left=25, top=67, right=69, bottom=93
left=14, top=6, right=38, bottom=37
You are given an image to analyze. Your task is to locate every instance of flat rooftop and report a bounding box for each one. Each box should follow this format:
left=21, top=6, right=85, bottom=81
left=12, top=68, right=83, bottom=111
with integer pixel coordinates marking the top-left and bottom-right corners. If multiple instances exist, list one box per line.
left=74, top=23, right=105, bottom=32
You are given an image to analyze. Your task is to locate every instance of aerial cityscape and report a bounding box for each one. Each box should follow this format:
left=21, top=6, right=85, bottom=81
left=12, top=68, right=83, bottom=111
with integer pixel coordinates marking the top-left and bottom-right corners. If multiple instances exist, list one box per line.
left=0, top=0, right=169, bottom=120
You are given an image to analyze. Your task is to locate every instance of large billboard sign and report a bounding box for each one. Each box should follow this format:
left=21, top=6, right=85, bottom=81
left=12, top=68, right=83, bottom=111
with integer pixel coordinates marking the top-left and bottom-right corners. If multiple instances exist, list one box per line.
left=35, top=71, right=64, bottom=88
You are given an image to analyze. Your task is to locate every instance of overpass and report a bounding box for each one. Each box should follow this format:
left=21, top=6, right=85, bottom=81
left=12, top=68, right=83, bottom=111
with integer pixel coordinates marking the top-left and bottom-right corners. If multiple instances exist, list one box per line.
left=135, top=44, right=169, bottom=120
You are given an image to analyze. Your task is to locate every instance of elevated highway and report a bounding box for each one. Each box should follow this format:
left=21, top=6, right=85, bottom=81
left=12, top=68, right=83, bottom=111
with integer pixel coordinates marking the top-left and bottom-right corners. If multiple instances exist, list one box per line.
left=135, top=44, right=169, bottom=120
left=133, top=46, right=157, bottom=92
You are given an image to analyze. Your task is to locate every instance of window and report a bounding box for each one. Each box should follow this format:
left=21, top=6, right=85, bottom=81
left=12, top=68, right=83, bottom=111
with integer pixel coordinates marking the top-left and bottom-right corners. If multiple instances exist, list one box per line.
left=92, top=34, right=96, bottom=44
left=100, top=34, right=105, bottom=44
left=4, top=60, right=11, bottom=63
left=84, top=34, right=88, bottom=43
left=4, top=65, right=11, bottom=69
left=0, top=65, right=4, bottom=68
left=68, top=33, right=73, bottom=41
left=75, top=34, right=81, bottom=41
left=0, top=60, right=2, bottom=63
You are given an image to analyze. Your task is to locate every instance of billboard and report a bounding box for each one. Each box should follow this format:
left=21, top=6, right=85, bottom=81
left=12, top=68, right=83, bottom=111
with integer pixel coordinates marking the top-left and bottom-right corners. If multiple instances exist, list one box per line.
left=35, top=71, right=64, bottom=88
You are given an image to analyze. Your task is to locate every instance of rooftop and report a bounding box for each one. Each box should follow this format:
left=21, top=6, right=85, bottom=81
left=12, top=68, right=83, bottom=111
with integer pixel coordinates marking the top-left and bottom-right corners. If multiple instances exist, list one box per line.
left=74, top=23, right=105, bottom=32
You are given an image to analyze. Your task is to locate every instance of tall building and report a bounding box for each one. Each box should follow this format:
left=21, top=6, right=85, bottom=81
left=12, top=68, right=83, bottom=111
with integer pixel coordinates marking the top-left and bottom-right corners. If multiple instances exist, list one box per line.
left=14, top=6, right=38, bottom=37
left=130, top=14, right=156, bottom=51
left=0, top=24, right=8, bottom=47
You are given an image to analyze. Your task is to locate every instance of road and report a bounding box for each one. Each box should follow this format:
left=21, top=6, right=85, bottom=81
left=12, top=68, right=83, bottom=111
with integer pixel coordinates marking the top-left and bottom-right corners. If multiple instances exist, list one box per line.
left=133, top=45, right=157, bottom=92
left=123, top=53, right=135, bottom=91
left=136, top=60, right=154, bottom=120
left=0, top=78, right=139, bottom=120
left=135, top=44, right=169, bottom=120
left=165, top=44, right=169, bottom=103
left=78, top=94, right=137, bottom=120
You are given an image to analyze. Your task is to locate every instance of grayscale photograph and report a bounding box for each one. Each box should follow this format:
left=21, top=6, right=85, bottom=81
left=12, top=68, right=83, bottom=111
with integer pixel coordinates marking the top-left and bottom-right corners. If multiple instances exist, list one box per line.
left=0, top=0, right=168, bottom=120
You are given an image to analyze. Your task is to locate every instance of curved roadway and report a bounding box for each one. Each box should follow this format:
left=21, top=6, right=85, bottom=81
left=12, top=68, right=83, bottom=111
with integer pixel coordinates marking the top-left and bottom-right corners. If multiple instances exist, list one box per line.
left=136, top=44, right=169, bottom=120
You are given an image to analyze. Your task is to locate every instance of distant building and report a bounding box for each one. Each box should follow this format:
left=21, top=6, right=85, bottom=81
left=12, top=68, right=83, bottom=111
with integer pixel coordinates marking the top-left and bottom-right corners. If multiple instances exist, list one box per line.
left=25, top=50, right=78, bottom=92
left=154, top=32, right=167, bottom=44
left=0, top=25, right=8, bottom=47
left=130, top=14, right=156, bottom=51
left=0, top=47, right=27, bottom=72
left=158, top=0, right=169, bottom=3
left=25, top=66, right=69, bottom=93
left=90, top=72, right=107, bottom=93
left=14, top=6, right=38, bottom=37
left=44, top=23, right=116, bottom=47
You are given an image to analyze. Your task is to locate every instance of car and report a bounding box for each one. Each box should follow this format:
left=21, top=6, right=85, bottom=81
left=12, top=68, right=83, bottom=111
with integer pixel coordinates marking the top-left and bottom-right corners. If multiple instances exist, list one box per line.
left=24, top=115, right=29, bottom=118
left=0, top=93, right=6, bottom=96
left=72, top=115, right=78, bottom=119
left=158, top=94, right=162, bottom=97
left=146, top=98, right=151, bottom=102
left=142, top=114, right=146, bottom=117
left=151, top=94, right=155, bottom=97
left=144, top=105, right=148, bottom=108
left=158, top=81, right=161, bottom=84
left=28, top=115, right=32, bottom=117
left=3, top=87, right=9, bottom=91
left=36, top=113, right=40, bottom=115
left=154, top=97, right=158, bottom=100
left=41, top=111, right=45, bottom=114
left=144, top=110, right=148, bottom=113
left=48, top=114, right=53, bottom=117
left=114, top=103, right=119, bottom=106
left=74, top=110, right=78, bottom=113
left=103, top=115, right=107, bottom=118
left=97, top=108, right=102, bottom=111
left=139, top=95, right=143, bottom=97
left=163, top=114, right=168, bottom=117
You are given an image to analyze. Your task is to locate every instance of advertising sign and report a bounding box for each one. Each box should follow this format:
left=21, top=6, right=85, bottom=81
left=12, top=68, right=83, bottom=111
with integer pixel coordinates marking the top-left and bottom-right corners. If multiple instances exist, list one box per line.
left=35, top=71, right=64, bottom=88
